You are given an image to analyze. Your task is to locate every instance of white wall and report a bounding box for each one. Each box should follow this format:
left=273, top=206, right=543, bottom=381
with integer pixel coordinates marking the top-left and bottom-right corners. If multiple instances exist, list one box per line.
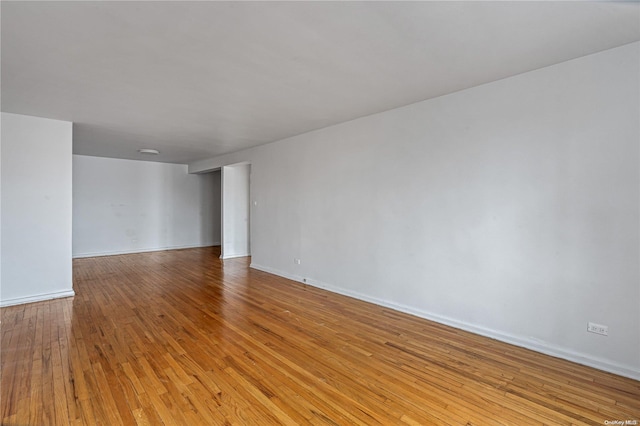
left=1, top=113, right=74, bottom=307
left=221, top=163, right=251, bottom=259
left=190, top=42, right=640, bottom=379
left=1, top=116, right=2, bottom=294
left=73, top=155, right=220, bottom=257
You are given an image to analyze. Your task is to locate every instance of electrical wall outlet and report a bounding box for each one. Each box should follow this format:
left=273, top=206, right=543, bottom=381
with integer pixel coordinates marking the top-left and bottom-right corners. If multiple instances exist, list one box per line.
left=294, top=258, right=301, bottom=265
left=587, top=322, right=608, bottom=336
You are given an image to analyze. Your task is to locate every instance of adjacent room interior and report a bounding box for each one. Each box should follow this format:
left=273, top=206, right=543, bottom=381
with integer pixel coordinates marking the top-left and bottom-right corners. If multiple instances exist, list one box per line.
left=1, top=1, right=639, bottom=424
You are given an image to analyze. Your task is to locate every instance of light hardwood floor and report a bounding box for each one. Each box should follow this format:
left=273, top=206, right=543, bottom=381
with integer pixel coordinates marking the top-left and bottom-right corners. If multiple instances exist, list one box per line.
left=1, top=247, right=639, bottom=425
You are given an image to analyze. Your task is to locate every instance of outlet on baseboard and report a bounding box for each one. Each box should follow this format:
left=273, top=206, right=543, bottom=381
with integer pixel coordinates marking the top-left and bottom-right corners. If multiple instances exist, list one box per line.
left=587, top=322, right=608, bottom=336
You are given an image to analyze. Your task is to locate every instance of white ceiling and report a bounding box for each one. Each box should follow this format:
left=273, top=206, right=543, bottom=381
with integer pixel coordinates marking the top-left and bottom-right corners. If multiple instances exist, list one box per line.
left=2, top=1, right=639, bottom=164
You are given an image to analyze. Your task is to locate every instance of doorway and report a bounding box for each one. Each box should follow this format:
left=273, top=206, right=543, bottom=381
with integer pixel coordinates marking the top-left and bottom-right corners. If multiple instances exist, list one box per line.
left=220, top=162, right=251, bottom=259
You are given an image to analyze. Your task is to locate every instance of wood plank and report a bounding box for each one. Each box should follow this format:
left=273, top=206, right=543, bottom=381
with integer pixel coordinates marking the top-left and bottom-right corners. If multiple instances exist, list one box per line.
left=1, top=246, right=638, bottom=425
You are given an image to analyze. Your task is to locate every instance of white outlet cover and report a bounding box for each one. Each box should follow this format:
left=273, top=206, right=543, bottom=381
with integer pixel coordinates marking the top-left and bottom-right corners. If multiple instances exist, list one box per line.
left=587, top=322, right=608, bottom=336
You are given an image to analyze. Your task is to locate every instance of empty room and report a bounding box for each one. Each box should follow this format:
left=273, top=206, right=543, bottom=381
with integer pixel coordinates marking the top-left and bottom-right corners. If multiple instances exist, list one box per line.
left=1, top=1, right=639, bottom=425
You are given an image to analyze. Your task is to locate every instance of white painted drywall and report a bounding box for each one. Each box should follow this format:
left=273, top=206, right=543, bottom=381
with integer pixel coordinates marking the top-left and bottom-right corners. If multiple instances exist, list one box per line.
left=73, top=155, right=220, bottom=257
left=0, top=117, right=3, bottom=295
left=1, top=113, right=74, bottom=307
left=190, top=42, right=640, bottom=379
left=221, top=163, right=251, bottom=259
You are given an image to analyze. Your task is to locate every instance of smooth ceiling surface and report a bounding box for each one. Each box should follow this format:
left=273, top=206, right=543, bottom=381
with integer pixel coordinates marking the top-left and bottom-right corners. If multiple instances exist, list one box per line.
left=2, top=1, right=639, bottom=164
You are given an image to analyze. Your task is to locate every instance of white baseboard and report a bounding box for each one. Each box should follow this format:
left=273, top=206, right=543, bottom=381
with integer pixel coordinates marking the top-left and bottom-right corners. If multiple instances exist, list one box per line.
left=73, top=243, right=219, bottom=259
left=250, top=263, right=640, bottom=381
left=0, top=289, right=76, bottom=308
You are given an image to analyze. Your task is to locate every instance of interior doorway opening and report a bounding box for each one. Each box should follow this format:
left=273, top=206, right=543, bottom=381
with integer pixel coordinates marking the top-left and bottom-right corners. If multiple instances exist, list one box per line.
left=220, top=162, right=251, bottom=259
